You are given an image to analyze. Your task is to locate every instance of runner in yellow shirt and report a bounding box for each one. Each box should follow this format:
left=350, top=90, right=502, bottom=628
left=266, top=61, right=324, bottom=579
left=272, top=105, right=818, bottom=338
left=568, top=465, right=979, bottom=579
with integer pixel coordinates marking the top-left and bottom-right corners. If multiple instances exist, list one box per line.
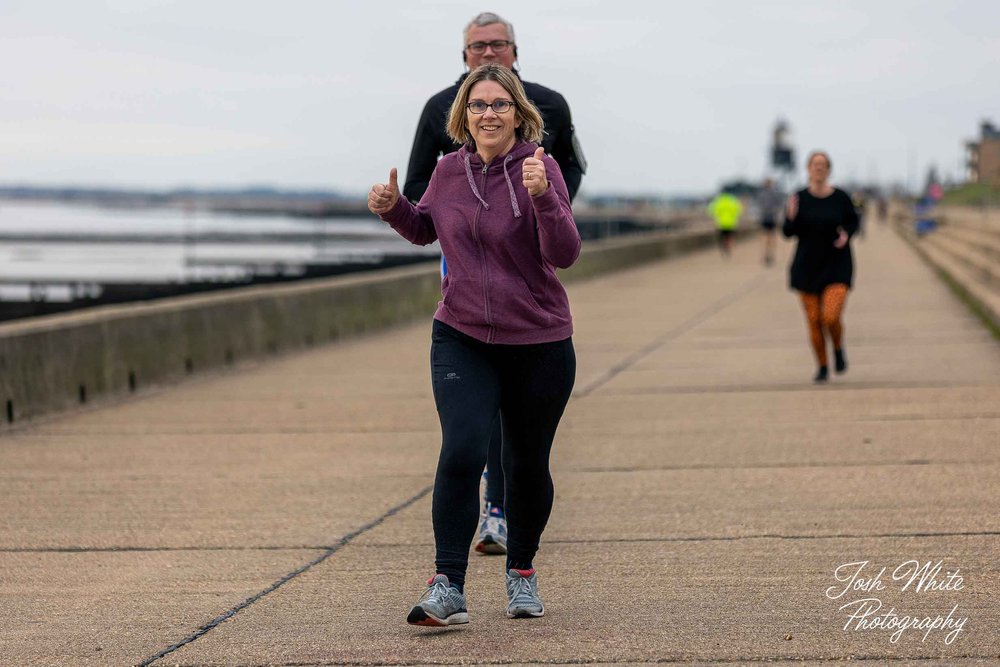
left=708, top=190, right=743, bottom=256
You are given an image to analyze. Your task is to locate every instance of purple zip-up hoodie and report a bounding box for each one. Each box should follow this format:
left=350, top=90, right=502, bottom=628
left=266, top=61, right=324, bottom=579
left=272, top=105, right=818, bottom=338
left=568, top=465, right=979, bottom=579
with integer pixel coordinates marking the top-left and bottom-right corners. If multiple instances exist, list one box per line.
left=381, top=140, right=581, bottom=344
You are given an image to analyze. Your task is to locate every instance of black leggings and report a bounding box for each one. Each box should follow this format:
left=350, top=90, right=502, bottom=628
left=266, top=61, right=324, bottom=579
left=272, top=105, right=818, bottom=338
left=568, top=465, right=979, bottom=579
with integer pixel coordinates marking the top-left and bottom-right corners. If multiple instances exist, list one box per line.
left=429, top=320, right=576, bottom=587
left=485, top=418, right=503, bottom=506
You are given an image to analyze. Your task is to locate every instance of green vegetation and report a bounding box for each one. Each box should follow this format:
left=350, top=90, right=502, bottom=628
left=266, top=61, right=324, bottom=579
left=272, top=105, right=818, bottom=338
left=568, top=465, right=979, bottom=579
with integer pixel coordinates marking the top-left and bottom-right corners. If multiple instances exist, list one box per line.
left=941, top=183, right=1000, bottom=207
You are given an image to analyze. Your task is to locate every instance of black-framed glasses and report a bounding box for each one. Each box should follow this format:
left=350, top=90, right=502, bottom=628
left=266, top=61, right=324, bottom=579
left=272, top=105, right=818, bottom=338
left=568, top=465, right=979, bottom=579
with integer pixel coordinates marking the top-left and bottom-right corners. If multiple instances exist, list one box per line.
left=467, top=100, right=516, bottom=114
left=466, top=40, right=513, bottom=54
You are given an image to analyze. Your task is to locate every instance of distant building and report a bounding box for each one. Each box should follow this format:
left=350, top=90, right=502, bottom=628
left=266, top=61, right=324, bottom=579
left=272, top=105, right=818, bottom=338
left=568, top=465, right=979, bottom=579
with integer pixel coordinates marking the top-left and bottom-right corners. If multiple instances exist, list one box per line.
left=966, top=120, right=1000, bottom=187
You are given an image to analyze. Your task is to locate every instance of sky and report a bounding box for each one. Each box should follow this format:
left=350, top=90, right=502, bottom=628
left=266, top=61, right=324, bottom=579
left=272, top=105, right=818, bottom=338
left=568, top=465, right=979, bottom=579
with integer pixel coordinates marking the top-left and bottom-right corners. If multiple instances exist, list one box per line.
left=1, top=0, right=997, bottom=197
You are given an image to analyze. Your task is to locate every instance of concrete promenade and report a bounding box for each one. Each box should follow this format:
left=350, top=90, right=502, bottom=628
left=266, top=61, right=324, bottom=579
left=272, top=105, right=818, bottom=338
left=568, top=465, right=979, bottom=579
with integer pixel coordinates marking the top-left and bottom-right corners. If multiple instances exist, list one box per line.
left=1, top=221, right=998, bottom=665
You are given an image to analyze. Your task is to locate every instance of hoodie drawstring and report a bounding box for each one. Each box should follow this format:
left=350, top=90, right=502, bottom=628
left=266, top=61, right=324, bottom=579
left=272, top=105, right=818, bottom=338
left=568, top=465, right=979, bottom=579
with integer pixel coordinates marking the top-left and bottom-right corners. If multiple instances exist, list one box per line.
left=463, top=153, right=523, bottom=219
left=463, top=155, right=490, bottom=211
left=502, top=155, right=522, bottom=218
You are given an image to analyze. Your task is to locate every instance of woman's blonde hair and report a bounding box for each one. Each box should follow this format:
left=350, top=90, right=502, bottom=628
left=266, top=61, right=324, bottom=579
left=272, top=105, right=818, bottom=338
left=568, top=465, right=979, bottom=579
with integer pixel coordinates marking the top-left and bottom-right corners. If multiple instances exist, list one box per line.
left=446, top=63, right=544, bottom=147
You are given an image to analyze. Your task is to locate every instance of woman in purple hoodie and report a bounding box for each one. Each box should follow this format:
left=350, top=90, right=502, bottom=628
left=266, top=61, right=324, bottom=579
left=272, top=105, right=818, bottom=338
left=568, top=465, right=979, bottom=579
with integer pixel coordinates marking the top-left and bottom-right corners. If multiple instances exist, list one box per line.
left=368, top=63, right=580, bottom=626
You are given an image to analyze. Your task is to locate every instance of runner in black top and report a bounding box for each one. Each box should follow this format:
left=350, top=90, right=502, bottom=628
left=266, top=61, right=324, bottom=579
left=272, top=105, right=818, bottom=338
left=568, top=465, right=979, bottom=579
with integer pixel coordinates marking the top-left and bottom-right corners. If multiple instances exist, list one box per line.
left=783, top=151, right=859, bottom=383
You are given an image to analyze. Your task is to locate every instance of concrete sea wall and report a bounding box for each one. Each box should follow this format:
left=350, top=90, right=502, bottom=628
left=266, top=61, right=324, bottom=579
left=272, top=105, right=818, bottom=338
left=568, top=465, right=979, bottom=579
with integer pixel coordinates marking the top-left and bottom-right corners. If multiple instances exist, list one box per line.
left=0, top=225, right=733, bottom=427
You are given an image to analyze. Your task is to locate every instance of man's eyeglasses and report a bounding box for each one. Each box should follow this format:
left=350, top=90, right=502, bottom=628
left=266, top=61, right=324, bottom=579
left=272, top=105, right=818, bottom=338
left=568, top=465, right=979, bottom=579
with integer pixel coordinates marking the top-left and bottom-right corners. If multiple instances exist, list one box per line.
left=466, top=40, right=513, bottom=54
left=467, top=100, right=516, bottom=114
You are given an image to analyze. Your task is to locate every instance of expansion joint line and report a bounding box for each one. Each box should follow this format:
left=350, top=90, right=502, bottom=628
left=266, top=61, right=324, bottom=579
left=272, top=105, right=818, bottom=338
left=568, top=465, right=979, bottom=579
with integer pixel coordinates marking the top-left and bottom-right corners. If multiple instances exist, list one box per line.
left=137, top=485, right=432, bottom=667
left=575, top=274, right=766, bottom=398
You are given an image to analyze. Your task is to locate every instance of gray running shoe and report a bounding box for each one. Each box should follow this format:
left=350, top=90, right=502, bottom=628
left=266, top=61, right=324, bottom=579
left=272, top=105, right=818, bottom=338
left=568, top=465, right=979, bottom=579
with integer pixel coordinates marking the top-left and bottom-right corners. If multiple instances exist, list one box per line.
left=506, top=568, right=544, bottom=618
left=407, top=574, right=469, bottom=627
left=474, top=505, right=508, bottom=555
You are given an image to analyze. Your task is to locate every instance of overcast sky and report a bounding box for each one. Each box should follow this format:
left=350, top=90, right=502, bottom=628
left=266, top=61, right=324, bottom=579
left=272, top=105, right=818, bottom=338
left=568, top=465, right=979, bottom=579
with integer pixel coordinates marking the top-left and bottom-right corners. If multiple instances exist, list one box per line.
left=1, top=0, right=996, bottom=196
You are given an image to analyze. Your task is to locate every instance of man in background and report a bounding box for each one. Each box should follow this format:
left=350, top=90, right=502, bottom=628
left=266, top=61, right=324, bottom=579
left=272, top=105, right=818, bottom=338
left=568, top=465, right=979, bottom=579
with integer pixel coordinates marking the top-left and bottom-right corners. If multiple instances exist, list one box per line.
left=758, top=178, right=782, bottom=265
left=404, top=11, right=585, bottom=203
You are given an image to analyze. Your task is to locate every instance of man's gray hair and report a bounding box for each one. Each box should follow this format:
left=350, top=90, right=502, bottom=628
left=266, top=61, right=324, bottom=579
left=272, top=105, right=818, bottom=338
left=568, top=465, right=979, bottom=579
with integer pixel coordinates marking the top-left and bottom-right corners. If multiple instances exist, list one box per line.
left=463, top=12, right=516, bottom=45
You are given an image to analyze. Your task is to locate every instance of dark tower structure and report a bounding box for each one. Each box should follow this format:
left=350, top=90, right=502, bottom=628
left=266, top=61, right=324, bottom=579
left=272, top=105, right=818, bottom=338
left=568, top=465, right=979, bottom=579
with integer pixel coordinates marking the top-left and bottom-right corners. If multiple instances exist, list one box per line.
left=771, top=119, right=795, bottom=173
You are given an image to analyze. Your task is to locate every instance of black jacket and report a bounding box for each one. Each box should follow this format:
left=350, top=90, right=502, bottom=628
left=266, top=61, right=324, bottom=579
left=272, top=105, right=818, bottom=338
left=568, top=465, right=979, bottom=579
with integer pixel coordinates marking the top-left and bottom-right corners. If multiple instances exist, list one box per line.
left=783, top=188, right=860, bottom=293
left=403, top=73, right=585, bottom=203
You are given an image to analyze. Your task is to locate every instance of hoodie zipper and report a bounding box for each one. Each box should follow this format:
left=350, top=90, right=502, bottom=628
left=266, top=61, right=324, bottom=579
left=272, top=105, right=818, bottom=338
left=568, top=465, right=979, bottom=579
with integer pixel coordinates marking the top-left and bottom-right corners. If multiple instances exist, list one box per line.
left=473, top=163, right=495, bottom=343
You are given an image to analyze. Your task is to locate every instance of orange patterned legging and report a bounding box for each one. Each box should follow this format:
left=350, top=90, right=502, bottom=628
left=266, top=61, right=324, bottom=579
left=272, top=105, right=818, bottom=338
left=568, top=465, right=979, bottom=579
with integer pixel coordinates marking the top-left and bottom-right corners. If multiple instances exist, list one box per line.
left=798, top=284, right=849, bottom=367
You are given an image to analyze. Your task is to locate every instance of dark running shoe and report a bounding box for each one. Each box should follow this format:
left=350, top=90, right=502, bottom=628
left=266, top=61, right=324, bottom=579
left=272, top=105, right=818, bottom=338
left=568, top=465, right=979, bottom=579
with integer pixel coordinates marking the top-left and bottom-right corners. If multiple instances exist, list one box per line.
left=834, top=349, right=848, bottom=374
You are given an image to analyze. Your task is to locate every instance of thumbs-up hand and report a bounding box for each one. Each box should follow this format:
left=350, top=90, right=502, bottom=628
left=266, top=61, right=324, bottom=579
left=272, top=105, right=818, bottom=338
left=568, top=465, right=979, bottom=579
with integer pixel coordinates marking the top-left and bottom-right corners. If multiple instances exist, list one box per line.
left=368, top=168, right=400, bottom=215
left=522, top=146, right=548, bottom=197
